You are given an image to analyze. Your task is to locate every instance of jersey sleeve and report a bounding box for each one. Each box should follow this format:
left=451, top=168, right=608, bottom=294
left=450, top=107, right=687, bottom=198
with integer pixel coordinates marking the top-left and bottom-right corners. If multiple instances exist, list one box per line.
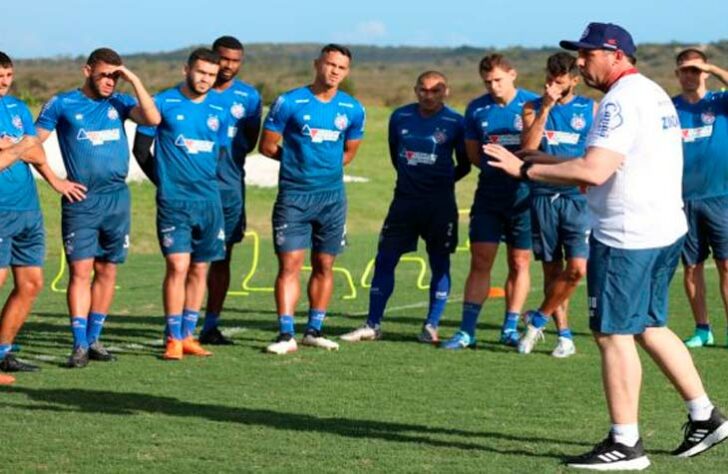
left=463, top=102, right=479, bottom=141
left=35, top=95, right=62, bottom=132
left=18, top=102, right=37, bottom=137
left=136, top=95, right=163, bottom=137
left=263, top=94, right=291, bottom=134
left=586, top=97, right=637, bottom=156
left=345, top=104, right=365, bottom=141
left=118, top=93, right=139, bottom=120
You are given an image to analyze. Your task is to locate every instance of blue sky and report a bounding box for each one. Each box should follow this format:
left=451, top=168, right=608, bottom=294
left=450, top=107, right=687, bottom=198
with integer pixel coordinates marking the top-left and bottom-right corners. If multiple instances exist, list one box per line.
left=4, top=0, right=727, bottom=58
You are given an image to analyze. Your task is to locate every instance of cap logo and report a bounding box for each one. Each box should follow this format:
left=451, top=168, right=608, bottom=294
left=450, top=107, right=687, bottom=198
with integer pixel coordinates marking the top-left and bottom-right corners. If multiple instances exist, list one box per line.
left=580, top=26, right=591, bottom=40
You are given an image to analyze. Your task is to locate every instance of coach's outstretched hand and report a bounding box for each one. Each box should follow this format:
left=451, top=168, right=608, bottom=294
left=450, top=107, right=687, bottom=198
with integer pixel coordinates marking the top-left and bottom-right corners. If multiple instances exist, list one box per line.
left=483, top=143, right=521, bottom=178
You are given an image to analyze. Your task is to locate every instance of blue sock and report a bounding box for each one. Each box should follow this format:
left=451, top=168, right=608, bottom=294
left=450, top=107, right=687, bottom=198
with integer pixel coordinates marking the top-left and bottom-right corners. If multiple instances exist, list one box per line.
left=181, top=309, right=200, bottom=339
left=558, top=328, right=573, bottom=339
left=502, top=311, right=520, bottom=332
left=529, top=310, right=549, bottom=329
left=202, top=312, right=220, bottom=333
left=426, top=252, right=451, bottom=327
left=71, top=317, right=89, bottom=349
left=366, top=249, right=401, bottom=327
left=697, top=324, right=711, bottom=332
left=279, top=315, right=295, bottom=336
left=0, top=344, right=11, bottom=359
left=86, top=312, right=107, bottom=345
left=460, top=302, right=482, bottom=338
left=166, top=315, right=183, bottom=340
left=307, top=309, right=326, bottom=332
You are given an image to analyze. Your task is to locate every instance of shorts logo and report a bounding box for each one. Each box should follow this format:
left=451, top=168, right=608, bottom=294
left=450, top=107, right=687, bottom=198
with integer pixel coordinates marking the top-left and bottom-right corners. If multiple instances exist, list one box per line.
left=77, top=128, right=121, bottom=146
left=174, top=135, right=215, bottom=154
left=207, top=114, right=220, bottom=132
left=570, top=113, right=587, bottom=131
left=230, top=102, right=245, bottom=119
left=334, top=113, right=349, bottom=131
left=302, top=125, right=341, bottom=143
left=513, top=114, right=523, bottom=131
left=162, top=233, right=174, bottom=248
left=123, top=234, right=130, bottom=249
left=63, top=233, right=75, bottom=255
left=11, top=115, right=23, bottom=130
left=107, top=107, right=119, bottom=121
left=217, top=229, right=225, bottom=241
left=701, top=111, right=715, bottom=125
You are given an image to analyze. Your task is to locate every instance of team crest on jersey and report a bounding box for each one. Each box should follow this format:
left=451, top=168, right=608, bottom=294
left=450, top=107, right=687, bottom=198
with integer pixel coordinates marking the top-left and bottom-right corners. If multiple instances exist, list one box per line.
left=207, top=114, right=220, bottom=132
left=107, top=107, right=119, bottom=121
left=432, top=129, right=448, bottom=144
left=570, top=113, right=587, bottom=131
left=701, top=110, right=716, bottom=125
left=231, top=102, right=245, bottom=119
left=11, top=115, right=23, bottom=130
left=334, top=113, right=349, bottom=131
left=513, top=114, right=523, bottom=131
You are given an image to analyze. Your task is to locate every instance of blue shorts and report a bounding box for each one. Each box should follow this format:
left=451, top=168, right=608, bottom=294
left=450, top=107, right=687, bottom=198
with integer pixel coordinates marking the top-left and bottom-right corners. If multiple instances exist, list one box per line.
left=272, top=190, right=347, bottom=255
left=62, top=189, right=130, bottom=264
left=531, top=194, right=590, bottom=262
left=587, top=236, right=683, bottom=335
left=157, top=200, right=226, bottom=263
left=469, top=195, right=532, bottom=250
left=378, top=195, right=458, bottom=255
left=221, top=189, right=246, bottom=245
left=0, top=210, right=45, bottom=268
left=682, top=195, right=728, bottom=265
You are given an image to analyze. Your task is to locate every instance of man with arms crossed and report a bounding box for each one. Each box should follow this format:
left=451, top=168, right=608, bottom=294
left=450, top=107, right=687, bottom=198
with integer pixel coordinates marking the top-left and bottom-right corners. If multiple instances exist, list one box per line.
left=199, top=36, right=262, bottom=345
left=259, top=44, right=365, bottom=354
left=36, top=48, right=160, bottom=368
left=341, top=71, right=469, bottom=343
left=517, top=52, right=596, bottom=358
left=441, top=54, right=538, bottom=350
left=487, top=23, right=728, bottom=470
left=134, top=49, right=229, bottom=360
left=672, top=49, right=728, bottom=348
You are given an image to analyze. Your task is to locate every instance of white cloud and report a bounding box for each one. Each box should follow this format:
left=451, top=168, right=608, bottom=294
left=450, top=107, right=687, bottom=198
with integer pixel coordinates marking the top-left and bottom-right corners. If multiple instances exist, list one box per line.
left=356, top=20, right=387, bottom=38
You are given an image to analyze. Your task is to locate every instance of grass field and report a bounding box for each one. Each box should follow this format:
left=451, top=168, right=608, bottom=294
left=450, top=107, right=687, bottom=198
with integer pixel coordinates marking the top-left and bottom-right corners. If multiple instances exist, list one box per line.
left=2, top=106, right=728, bottom=473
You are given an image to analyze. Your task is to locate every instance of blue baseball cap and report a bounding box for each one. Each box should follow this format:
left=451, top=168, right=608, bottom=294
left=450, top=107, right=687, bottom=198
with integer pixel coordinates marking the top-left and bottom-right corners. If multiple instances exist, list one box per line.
left=560, top=22, right=636, bottom=56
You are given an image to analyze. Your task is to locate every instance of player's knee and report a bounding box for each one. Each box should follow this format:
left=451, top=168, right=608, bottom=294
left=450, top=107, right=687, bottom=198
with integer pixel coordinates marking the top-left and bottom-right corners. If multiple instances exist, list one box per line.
left=17, top=274, right=43, bottom=297
left=508, top=253, right=531, bottom=274
left=564, top=262, right=586, bottom=283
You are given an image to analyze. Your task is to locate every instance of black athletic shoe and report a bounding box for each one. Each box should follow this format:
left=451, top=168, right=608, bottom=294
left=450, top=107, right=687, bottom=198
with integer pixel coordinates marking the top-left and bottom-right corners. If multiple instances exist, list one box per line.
left=0, top=353, right=40, bottom=372
left=564, top=434, right=650, bottom=471
left=199, top=327, right=235, bottom=345
left=672, top=407, right=728, bottom=458
left=88, top=342, right=117, bottom=362
left=66, top=346, right=89, bottom=369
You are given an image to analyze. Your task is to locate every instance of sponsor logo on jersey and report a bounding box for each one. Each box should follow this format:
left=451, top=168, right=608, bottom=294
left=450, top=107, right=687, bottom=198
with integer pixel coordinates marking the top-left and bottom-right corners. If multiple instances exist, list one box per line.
left=174, top=135, right=215, bottom=154
left=701, top=110, right=716, bottom=125
left=595, top=102, right=623, bottom=138
left=77, top=128, right=121, bottom=146
left=11, top=115, right=23, bottom=131
left=231, top=102, right=245, bottom=119
left=513, top=114, right=524, bottom=131
left=681, top=126, right=713, bottom=143
left=570, top=113, right=587, bottom=131
left=487, top=134, right=521, bottom=146
left=107, top=107, right=119, bottom=121
left=334, top=113, right=349, bottom=131
left=207, top=114, right=220, bottom=132
left=403, top=150, right=437, bottom=165
left=544, top=130, right=581, bottom=145
left=75, top=114, right=84, bottom=121
left=301, top=124, right=341, bottom=143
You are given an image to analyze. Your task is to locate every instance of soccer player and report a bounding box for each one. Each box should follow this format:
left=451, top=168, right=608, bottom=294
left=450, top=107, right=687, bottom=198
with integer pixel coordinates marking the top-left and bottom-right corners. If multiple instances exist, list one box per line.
left=199, top=36, right=262, bottom=345
left=672, top=49, right=728, bottom=348
left=517, top=53, right=596, bottom=358
left=440, top=54, right=538, bottom=350
left=0, top=51, right=54, bottom=384
left=259, top=44, right=365, bottom=355
left=133, top=48, right=229, bottom=360
left=340, top=71, right=469, bottom=344
left=35, top=48, right=160, bottom=368
left=487, top=22, right=728, bottom=470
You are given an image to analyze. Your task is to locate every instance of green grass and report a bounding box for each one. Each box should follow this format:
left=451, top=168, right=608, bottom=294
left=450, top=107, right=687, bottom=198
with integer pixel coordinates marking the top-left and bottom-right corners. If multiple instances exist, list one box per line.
left=2, top=106, right=728, bottom=473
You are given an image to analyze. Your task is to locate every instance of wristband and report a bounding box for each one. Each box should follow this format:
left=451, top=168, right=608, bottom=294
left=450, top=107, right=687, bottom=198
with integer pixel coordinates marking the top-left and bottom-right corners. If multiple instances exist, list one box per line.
left=519, top=161, right=534, bottom=181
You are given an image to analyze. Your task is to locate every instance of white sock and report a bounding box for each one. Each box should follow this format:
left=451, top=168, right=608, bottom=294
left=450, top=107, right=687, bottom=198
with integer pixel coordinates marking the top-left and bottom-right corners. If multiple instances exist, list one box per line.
left=611, top=423, right=640, bottom=447
left=686, top=394, right=714, bottom=421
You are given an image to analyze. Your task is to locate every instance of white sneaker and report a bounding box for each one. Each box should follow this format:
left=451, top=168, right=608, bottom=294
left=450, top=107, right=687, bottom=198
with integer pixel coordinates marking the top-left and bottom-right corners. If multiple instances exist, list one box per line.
left=518, top=324, right=545, bottom=354
left=340, top=324, right=381, bottom=342
left=417, top=323, right=439, bottom=344
left=266, top=334, right=298, bottom=355
left=551, top=337, right=576, bottom=358
left=301, top=330, right=340, bottom=351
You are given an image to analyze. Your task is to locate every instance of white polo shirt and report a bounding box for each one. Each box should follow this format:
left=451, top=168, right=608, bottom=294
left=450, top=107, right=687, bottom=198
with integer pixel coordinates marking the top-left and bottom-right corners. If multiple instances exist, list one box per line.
left=586, top=73, right=687, bottom=249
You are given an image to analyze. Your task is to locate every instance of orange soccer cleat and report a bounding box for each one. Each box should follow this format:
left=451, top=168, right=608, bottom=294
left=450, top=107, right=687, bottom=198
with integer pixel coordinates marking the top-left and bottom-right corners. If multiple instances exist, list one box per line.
left=163, top=338, right=183, bottom=360
left=0, top=373, right=16, bottom=385
left=182, top=337, right=212, bottom=357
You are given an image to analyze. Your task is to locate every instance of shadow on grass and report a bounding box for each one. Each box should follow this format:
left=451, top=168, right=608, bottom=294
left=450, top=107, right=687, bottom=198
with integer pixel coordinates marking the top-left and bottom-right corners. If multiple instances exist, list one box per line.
left=2, top=386, right=589, bottom=458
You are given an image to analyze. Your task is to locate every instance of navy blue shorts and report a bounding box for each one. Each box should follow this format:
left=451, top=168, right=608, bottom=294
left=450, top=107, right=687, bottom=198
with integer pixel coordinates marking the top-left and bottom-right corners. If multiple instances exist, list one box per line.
left=682, top=195, right=728, bottom=265
left=531, top=194, right=590, bottom=262
left=157, top=199, right=226, bottom=263
left=469, top=195, right=532, bottom=250
left=62, top=189, right=130, bottom=264
left=587, top=236, right=683, bottom=335
left=221, top=189, right=246, bottom=245
left=0, top=210, right=45, bottom=268
left=272, top=190, right=347, bottom=255
left=378, top=195, right=458, bottom=254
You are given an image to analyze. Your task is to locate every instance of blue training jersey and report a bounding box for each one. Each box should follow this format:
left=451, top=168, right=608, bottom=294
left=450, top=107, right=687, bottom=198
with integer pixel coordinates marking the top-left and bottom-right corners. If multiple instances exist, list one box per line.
left=264, top=86, right=365, bottom=194
left=388, top=103, right=465, bottom=198
left=465, top=88, right=539, bottom=204
left=529, top=95, right=594, bottom=196
left=673, top=91, right=728, bottom=200
left=214, top=79, right=262, bottom=196
left=138, top=85, right=231, bottom=203
left=36, top=89, right=137, bottom=195
left=0, top=95, right=39, bottom=211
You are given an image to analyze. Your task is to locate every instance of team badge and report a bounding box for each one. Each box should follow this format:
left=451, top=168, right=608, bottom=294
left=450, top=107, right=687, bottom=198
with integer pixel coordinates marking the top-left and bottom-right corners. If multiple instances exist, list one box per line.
left=107, top=107, right=119, bottom=120
left=11, top=115, right=23, bottom=130
left=64, top=238, right=74, bottom=255
left=570, top=113, right=586, bottom=131
left=231, top=102, right=245, bottom=119
left=513, top=115, right=523, bottom=131
left=207, top=115, right=220, bottom=132
left=433, top=129, right=447, bottom=144
left=701, top=110, right=716, bottom=125
left=162, top=234, right=174, bottom=248
left=217, top=229, right=226, bottom=241
left=334, top=113, right=349, bottom=131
